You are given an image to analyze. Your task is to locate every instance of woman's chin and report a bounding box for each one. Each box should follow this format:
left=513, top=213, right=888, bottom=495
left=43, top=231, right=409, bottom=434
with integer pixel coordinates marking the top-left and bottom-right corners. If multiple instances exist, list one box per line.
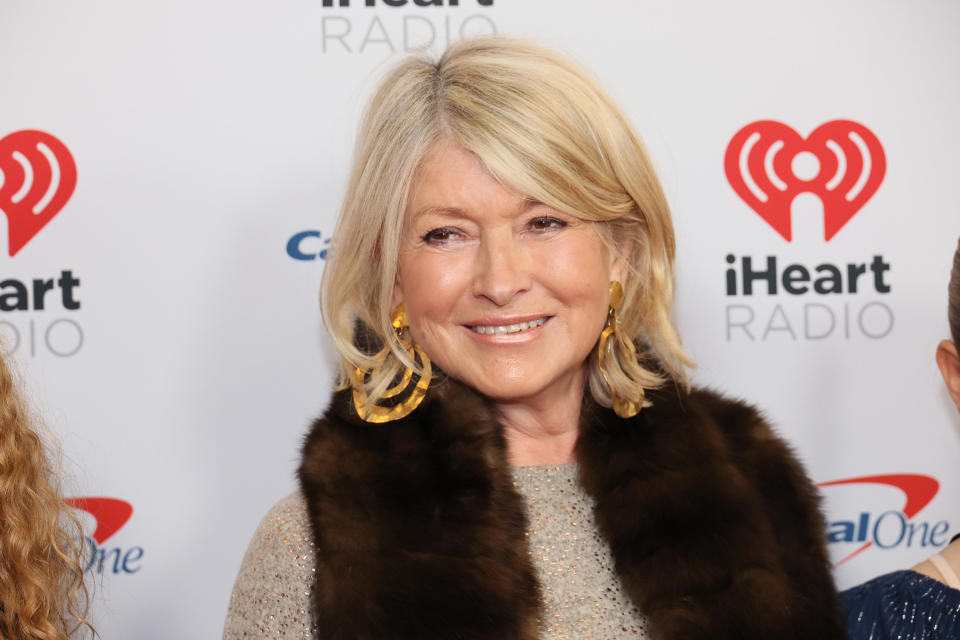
left=445, top=365, right=586, bottom=408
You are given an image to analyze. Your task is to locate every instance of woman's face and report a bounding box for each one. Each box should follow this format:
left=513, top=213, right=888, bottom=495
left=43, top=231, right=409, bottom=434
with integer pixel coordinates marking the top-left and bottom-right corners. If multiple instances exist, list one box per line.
left=394, top=141, right=624, bottom=407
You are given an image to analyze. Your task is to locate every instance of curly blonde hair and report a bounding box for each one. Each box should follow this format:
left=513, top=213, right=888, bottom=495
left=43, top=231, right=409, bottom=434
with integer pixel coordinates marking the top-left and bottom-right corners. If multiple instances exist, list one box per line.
left=0, top=350, right=93, bottom=640
left=323, top=36, right=693, bottom=413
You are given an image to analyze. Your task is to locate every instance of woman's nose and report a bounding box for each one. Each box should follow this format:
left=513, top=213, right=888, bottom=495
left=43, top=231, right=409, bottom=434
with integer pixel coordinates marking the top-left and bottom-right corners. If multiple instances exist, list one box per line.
left=472, top=232, right=532, bottom=306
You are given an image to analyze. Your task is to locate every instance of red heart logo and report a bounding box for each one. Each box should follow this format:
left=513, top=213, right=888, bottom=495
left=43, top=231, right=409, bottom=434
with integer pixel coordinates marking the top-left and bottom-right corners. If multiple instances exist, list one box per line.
left=724, top=120, right=885, bottom=241
left=65, top=497, right=134, bottom=544
left=0, top=130, right=77, bottom=256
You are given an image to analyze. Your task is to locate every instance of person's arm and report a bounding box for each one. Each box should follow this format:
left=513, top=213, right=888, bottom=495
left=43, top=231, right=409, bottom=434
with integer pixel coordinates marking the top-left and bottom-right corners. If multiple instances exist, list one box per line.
left=223, top=492, right=318, bottom=639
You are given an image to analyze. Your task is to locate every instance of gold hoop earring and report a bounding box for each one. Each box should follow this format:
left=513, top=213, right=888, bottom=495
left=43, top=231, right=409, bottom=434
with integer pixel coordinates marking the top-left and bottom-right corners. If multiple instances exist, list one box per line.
left=351, top=302, right=432, bottom=423
left=598, top=281, right=642, bottom=418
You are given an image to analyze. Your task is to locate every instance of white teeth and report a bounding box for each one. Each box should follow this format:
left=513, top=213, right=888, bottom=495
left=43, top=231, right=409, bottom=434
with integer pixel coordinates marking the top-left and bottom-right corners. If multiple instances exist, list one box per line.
left=472, top=317, right=547, bottom=335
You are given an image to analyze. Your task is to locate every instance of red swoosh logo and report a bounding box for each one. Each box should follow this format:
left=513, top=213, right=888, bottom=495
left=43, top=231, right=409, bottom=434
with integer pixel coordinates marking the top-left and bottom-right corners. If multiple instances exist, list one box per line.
left=65, top=497, right=133, bottom=544
left=817, top=474, right=939, bottom=565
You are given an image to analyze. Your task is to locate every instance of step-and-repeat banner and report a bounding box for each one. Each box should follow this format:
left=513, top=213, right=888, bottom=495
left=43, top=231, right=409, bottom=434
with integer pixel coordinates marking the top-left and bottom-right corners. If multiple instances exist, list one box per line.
left=2, top=1, right=958, bottom=637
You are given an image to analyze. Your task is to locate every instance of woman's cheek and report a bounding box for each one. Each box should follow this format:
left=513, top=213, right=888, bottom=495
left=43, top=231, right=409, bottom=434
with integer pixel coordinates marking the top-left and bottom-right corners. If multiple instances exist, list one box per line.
left=402, top=252, right=468, bottom=321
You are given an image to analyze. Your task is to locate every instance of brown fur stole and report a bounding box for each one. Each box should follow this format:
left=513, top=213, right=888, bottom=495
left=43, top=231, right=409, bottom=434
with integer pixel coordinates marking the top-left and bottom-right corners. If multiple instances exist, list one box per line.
left=299, top=378, right=845, bottom=640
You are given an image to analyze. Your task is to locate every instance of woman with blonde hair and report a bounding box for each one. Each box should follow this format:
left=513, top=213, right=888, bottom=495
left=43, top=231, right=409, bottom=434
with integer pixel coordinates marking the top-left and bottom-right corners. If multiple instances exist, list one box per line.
left=225, top=37, right=846, bottom=638
left=0, top=348, right=92, bottom=640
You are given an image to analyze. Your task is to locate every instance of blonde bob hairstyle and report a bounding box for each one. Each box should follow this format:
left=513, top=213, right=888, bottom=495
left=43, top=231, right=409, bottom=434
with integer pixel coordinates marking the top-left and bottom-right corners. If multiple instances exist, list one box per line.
left=322, top=36, right=692, bottom=413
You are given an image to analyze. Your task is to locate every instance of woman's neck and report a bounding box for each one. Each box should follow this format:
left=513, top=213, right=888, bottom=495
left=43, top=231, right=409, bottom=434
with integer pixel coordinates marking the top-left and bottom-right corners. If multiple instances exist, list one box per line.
left=496, top=386, right=583, bottom=467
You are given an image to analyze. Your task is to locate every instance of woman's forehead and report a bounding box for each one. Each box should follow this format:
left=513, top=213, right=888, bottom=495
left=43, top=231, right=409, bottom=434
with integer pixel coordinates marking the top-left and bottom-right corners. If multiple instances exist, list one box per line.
left=406, top=142, right=523, bottom=217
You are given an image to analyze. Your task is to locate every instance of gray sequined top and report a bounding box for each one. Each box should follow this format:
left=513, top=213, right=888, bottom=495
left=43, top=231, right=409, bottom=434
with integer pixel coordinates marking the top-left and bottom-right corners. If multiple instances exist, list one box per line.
left=223, top=464, right=650, bottom=639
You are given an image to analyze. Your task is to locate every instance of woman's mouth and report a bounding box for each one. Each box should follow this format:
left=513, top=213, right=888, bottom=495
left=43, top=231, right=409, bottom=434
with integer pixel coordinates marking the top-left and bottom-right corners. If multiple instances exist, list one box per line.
left=468, top=317, right=549, bottom=335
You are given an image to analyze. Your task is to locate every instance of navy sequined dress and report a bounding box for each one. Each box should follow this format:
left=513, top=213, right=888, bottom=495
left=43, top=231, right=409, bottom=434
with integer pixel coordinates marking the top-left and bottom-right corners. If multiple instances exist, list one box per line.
left=843, top=570, right=960, bottom=639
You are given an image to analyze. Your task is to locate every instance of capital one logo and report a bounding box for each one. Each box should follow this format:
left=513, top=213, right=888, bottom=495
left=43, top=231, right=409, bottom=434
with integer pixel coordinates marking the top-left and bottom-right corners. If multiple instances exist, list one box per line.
left=818, top=474, right=949, bottom=565
left=724, top=120, right=885, bottom=242
left=0, top=130, right=77, bottom=256
left=65, top=496, right=143, bottom=574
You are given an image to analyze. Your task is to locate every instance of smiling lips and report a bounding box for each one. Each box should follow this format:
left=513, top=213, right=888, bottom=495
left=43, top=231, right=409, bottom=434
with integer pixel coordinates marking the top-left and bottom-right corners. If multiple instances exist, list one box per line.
left=468, top=317, right=549, bottom=335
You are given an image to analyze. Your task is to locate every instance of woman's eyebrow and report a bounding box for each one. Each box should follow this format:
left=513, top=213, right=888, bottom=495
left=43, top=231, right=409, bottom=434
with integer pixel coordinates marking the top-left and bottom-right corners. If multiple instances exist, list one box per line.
left=411, top=205, right=471, bottom=221
left=412, top=199, right=542, bottom=222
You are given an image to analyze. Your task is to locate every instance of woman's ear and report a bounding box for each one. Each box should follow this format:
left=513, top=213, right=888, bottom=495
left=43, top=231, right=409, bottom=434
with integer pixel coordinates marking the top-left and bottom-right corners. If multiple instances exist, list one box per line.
left=609, top=238, right=633, bottom=285
left=936, top=339, right=960, bottom=412
left=391, top=281, right=404, bottom=311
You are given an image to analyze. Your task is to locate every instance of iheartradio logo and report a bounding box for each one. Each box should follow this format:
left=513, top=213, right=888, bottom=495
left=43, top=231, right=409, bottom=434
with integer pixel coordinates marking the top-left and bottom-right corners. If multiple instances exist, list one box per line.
left=0, top=130, right=77, bottom=256
left=725, top=120, right=885, bottom=242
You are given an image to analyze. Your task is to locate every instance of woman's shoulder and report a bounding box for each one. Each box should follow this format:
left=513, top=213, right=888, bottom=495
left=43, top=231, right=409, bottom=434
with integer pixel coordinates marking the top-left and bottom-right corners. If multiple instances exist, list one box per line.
left=842, top=569, right=960, bottom=639
left=678, top=386, right=822, bottom=502
left=643, top=383, right=786, bottom=450
left=580, top=383, right=846, bottom=637
left=262, top=491, right=309, bottom=523
left=239, top=491, right=312, bottom=554
left=223, top=491, right=317, bottom=640
left=234, top=490, right=313, bottom=572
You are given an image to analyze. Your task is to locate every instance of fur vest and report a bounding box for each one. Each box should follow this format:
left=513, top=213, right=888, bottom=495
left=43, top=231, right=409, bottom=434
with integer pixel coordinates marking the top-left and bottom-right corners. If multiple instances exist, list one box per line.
left=299, top=377, right=846, bottom=640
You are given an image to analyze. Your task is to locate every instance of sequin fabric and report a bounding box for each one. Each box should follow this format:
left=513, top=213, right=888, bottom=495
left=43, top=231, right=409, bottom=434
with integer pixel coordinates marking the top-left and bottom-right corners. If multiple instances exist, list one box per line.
left=223, top=465, right=650, bottom=639
left=223, top=493, right=318, bottom=638
left=842, top=569, right=960, bottom=639
left=513, top=464, right=650, bottom=639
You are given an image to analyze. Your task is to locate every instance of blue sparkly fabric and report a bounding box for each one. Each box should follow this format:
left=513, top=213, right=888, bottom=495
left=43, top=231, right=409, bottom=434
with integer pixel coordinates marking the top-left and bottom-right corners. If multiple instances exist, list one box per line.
left=843, top=570, right=960, bottom=639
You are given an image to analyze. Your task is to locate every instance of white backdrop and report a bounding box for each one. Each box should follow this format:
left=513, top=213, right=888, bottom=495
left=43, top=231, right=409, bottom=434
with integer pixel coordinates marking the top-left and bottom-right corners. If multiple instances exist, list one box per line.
left=1, top=1, right=958, bottom=638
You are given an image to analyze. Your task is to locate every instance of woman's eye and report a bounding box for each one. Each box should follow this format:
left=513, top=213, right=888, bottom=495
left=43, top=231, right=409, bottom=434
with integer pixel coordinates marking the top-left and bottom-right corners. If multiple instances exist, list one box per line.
left=422, top=227, right=461, bottom=244
left=529, top=217, right=567, bottom=231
